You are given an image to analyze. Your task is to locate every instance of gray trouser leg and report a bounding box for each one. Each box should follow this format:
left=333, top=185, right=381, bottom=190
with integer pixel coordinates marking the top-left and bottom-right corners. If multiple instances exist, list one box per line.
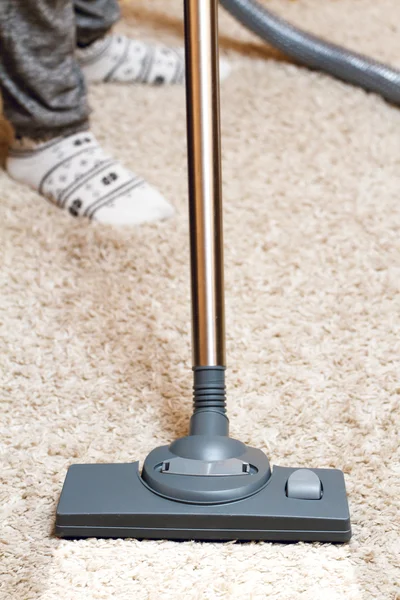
left=0, top=0, right=119, bottom=140
left=75, top=0, right=120, bottom=46
left=0, top=0, right=89, bottom=139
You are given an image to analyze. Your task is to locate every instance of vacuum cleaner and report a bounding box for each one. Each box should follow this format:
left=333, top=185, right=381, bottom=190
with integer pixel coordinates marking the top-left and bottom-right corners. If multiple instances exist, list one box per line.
left=55, top=0, right=351, bottom=542
left=220, top=0, right=400, bottom=107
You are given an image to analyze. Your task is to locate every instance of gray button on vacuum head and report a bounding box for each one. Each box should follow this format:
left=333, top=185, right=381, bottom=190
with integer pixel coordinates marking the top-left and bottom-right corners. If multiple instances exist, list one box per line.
left=286, top=469, right=322, bottom=500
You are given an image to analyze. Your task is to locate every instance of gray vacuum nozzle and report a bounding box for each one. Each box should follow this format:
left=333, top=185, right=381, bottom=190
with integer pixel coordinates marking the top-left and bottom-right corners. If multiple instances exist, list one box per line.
left=56, top=462, right=351, bottom=542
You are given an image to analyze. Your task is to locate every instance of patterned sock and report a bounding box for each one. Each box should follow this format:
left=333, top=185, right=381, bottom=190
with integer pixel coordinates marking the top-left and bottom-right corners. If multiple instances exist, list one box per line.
left=6, top=132, right=175, bottom=226
left=76, top=34, right=231, bottom=85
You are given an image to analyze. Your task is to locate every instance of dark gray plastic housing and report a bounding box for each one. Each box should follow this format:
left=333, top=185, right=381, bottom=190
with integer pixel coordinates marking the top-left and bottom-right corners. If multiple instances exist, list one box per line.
left=56, top=462, right=351, bottom=542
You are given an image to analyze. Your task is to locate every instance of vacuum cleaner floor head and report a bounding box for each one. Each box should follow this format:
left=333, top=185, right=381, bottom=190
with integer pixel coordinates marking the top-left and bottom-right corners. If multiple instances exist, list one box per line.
left=56, top=462, right=351, bottom=542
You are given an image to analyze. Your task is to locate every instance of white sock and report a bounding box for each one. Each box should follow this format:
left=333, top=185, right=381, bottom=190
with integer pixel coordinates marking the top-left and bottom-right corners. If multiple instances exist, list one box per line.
left=76, top=34, right=231, bottom=85
left=6, top=132, right=175, bottom=226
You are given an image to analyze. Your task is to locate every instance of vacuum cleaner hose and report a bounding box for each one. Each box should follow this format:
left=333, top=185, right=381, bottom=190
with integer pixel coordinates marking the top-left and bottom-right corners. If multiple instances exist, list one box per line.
left=220, top=0, right=400, bottom=106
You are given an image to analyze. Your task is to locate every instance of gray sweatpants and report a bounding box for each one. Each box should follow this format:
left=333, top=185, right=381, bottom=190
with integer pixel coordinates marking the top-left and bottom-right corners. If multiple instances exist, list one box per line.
left=0, top=0, right=120, bottom=139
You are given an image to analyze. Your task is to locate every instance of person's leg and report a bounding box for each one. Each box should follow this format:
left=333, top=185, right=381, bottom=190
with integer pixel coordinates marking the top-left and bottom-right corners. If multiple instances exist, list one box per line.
left=73, top=0, right=230, bottom=85
left=1, top=0, right=174, bottom=225
left=74, top=0, right=120, bottom=47
left=0, top=0, right=89, bottom=140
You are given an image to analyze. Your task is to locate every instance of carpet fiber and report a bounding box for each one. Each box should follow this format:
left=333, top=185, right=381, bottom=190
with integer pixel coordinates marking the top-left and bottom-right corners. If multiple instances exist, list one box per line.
left=1, top=1, right=399, bottom=598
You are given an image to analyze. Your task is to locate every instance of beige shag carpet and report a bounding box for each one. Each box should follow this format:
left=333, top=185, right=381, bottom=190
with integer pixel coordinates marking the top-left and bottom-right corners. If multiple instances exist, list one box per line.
left=1, top=1, right=400, bottom=598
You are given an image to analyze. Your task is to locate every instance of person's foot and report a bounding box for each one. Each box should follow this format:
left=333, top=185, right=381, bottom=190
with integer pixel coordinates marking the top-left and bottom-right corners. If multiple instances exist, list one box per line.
left=6, top=131, right=174, bottom=226
left=76, top=34, right=231, bottom=85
